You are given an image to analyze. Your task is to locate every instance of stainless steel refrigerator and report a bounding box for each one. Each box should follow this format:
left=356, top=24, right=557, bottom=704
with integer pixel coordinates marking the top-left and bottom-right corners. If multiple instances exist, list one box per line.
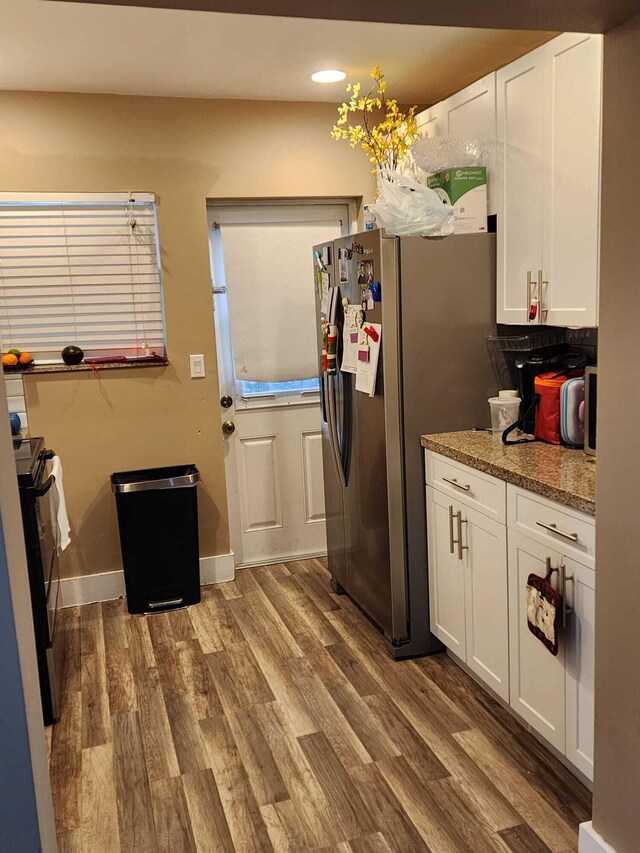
left=314, top=228, right=496, bottom=658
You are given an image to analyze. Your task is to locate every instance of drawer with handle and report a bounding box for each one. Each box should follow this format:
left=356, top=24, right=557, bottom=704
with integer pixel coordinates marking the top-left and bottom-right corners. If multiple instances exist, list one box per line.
left=507, top=485, right=595, bottom=568
left=425, top=450, right=506, bottom=523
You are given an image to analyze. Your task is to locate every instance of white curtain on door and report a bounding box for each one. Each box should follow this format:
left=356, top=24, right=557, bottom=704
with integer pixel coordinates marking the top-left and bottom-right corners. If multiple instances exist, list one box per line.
left=221, top=219, right=342, bottom=383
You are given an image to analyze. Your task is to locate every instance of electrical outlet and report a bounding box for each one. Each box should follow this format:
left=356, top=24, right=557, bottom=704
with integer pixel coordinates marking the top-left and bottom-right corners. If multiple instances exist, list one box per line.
left=189, top=354, right=205, bottom=378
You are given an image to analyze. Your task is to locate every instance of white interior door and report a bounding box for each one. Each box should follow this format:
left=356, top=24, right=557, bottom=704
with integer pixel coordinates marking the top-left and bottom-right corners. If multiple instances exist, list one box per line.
left=208, top=202, right=353, bottom=568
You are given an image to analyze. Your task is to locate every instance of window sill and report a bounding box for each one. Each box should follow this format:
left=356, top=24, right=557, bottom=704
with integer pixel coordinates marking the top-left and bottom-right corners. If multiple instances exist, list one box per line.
left=15, top=360, right=169, bottom=376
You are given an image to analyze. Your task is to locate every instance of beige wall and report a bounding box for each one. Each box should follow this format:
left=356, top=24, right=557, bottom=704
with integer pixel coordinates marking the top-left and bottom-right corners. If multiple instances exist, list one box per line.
left=0, top=91, right=375, bottom=578
left=592, top=13, right=640, bottom=853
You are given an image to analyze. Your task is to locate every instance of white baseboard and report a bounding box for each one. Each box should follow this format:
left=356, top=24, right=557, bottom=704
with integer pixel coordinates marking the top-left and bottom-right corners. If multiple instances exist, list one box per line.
left=235, top=550, right=328, bottom=570
left=58, top=552, right=235, bottom=608
left=199, top=552, right=235, bottom=585
left=579, top=822, right=618, bottom=853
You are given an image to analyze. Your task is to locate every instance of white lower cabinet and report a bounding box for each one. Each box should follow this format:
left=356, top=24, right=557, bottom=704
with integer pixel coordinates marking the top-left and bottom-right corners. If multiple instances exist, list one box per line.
left=425, top=449, right=596, bottom=781
left=507, top=532, right=595, bottom=776
left=564, top=556, right=596, bottom=779
left=427, top=486, right=509, bottom=701
left=507, top=531, right=566, bottom=751
left=426, top=487, right=467, bottom=657
left=464, top=503, right=510, bottom=701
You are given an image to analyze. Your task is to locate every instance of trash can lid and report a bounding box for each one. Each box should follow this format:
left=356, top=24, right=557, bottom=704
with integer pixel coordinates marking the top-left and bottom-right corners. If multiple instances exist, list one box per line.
left=111, top=464, right=199, bottom=494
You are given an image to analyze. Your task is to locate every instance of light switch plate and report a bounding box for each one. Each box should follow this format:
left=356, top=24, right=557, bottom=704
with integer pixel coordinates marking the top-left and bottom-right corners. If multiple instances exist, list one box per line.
left=189, top=354, right=205, bottom=378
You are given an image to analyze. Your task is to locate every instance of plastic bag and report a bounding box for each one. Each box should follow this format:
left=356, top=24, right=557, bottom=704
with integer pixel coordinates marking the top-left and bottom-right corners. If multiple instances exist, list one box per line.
left=411, top=135, right=496, bottom=174
left=369, top=170, right=455, bottom=238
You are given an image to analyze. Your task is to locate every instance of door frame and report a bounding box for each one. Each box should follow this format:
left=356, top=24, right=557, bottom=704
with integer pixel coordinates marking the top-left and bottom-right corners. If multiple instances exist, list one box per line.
left=206, top=198, right=357, bottom=568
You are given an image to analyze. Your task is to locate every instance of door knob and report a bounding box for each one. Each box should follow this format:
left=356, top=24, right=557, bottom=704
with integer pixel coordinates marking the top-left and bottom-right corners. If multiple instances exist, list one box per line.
left=222, top=420, right=236, bottom=435
left=220, top=395, right=233, bottom=409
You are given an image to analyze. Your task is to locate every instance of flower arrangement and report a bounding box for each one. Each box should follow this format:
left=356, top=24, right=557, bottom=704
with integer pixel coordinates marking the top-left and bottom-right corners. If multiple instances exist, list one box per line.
left=331, top=66, right=420, bottom=173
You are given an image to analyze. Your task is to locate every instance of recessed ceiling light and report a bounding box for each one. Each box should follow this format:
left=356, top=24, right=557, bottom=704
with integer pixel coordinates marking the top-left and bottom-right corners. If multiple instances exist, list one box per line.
left=311, top=69, right=347, bottom=84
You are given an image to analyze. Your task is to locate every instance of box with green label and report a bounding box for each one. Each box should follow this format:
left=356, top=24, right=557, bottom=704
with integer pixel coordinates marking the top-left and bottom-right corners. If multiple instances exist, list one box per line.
left=427, top=166, right=487, bottom=234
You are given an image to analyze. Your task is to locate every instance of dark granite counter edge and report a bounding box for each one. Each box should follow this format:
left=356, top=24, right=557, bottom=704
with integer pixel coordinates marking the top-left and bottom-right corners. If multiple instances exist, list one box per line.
left=8, top=360, right=169, bottom=376
left=421, top=436, right=596, bottom=517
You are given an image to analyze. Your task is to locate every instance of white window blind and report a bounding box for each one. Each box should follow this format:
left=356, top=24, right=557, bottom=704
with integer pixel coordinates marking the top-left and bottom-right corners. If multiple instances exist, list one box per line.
left=220, top=216, right=344, bottom=383
left=0, top=192, right=165, bottom=360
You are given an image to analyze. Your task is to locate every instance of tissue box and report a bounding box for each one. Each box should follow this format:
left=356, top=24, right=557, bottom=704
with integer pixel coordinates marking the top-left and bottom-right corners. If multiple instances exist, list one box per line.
left=427, top=166, right=487, bottom=234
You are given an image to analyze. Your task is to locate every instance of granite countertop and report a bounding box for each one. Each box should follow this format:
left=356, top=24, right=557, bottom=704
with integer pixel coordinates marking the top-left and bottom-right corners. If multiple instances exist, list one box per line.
left=421, top=430, right=596, bottom=516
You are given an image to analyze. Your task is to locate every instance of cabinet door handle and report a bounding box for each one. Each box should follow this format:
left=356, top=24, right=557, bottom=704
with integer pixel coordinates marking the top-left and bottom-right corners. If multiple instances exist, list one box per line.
left=448, top=505, right=456, bottom=554
left=442, top=476, right=471, bottom=492
left=526, top=270, right=532, bottom=317
left=545, top=557, right=559, bottom=586
left=457, top=511, right=468, bottom=561
left=538, top=269, right=549, bottom=321
left=561, top=562, right=574, bottom=628
left=536, top=520, right=579, bottom=542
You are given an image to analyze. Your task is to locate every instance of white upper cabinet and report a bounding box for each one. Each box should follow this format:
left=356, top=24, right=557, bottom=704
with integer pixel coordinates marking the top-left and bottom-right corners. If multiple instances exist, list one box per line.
left=496, top=47, right=546, bottom=324
left=543, top=33, right=602, bottom=327
left=496, top=33, right=603, bottom=327
left=417, top=102, right=446, bottom=139
left=415, top=74, right=498, bottom=214
left=444, top=75, right=498, bottom=215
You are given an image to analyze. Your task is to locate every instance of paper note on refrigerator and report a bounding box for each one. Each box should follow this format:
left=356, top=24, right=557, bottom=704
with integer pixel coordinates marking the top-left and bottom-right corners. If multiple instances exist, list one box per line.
left=319, top=272, right=330, bottom=316
left=341, top=304, right=360, bottom=375
left=355, top=322, right=382, bottom=397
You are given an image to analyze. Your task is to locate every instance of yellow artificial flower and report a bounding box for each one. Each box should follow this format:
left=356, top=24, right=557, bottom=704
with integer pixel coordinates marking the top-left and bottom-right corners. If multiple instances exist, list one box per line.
left=331, top=66, right=419, bottom=173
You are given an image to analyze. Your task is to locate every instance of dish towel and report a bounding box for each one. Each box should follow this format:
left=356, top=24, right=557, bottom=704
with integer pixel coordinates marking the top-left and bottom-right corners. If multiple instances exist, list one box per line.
left=49, top=455, right=71, bottom=552
left=526, top=570, right=561, bottom=656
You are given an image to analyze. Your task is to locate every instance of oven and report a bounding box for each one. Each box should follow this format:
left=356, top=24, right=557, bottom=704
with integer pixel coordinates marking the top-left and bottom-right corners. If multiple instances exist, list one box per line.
left=15, top=437, right=61, bottom=725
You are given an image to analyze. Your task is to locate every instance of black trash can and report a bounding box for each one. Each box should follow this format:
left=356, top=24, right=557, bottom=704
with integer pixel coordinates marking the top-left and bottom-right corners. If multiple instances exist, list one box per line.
left=111, top=464, right=201, bottom=614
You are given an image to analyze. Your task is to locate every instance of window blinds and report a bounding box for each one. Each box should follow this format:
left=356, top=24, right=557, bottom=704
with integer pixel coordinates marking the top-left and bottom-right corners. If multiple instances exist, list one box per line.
left=220, top=218, right=343, bottom=383
left=0, top=193, right=165, bottom=360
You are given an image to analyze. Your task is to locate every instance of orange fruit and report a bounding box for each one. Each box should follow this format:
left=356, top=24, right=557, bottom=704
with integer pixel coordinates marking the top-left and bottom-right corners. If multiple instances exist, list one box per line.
left=2, top=353, right=18, bottom=366
left=18, top=352, right=31, bottom=364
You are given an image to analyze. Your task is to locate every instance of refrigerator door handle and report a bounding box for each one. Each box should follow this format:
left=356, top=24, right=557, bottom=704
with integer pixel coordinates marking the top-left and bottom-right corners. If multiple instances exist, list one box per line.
left=320, top=373, right=328, bottom=424
left=327, top=374, right=346, bottom=487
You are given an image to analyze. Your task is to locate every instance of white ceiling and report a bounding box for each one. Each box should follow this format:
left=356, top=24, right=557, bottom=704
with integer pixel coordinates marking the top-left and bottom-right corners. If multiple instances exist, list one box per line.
left=0, top=1, right=552, bottom=104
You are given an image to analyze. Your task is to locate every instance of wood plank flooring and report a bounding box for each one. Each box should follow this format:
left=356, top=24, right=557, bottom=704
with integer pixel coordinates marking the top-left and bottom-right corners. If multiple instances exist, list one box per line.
left=50, top=558, right=591, bottom=852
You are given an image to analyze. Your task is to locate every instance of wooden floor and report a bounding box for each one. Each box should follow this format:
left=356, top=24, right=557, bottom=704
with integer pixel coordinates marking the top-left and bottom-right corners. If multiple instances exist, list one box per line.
left=49, top=558, right=591, bottom=853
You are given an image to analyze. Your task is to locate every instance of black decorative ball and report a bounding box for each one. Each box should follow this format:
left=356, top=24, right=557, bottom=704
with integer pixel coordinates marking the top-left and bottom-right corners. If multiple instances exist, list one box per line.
left=61, top=345, right=84, bottom=366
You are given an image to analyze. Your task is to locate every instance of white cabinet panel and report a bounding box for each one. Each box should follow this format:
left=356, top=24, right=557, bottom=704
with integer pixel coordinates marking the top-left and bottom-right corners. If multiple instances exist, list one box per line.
left=427, top=482, right=509, bottom=701
left=496, top=33, right=603, bottom=327
left=416, top=75, right=497, bottom=214
left=564, top=556, right=596, bottom=781
left=444, top=75, right=497, bottom=215
left=507, top=486, right=595, bottom=569
left=508, top=530, right=566, bottom=752
left=462, top=504, right=509, bottom=701
left=425, top=450, right=506, bottom=524
left=426, top=487, right=466, bottom=655
left=301, top=431, right=326, bottom=523
left=238, top=434, right=282, bottom=532
left=416, top=103, right=446, bottom=138
left=447, top=75, right=496, bottom=140
left=543, top=33, right=602, bottom=328
left=496, top=47, right=546, bottom=324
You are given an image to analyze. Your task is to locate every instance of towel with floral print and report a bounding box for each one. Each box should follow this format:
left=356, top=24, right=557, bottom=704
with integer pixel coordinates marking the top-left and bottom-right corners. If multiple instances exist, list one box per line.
left=526, top=573, right=561, bottom=656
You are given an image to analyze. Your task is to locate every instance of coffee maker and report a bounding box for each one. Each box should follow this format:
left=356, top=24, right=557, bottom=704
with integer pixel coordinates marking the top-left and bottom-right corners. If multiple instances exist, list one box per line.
left=516, top=346, right=588, bottom=434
